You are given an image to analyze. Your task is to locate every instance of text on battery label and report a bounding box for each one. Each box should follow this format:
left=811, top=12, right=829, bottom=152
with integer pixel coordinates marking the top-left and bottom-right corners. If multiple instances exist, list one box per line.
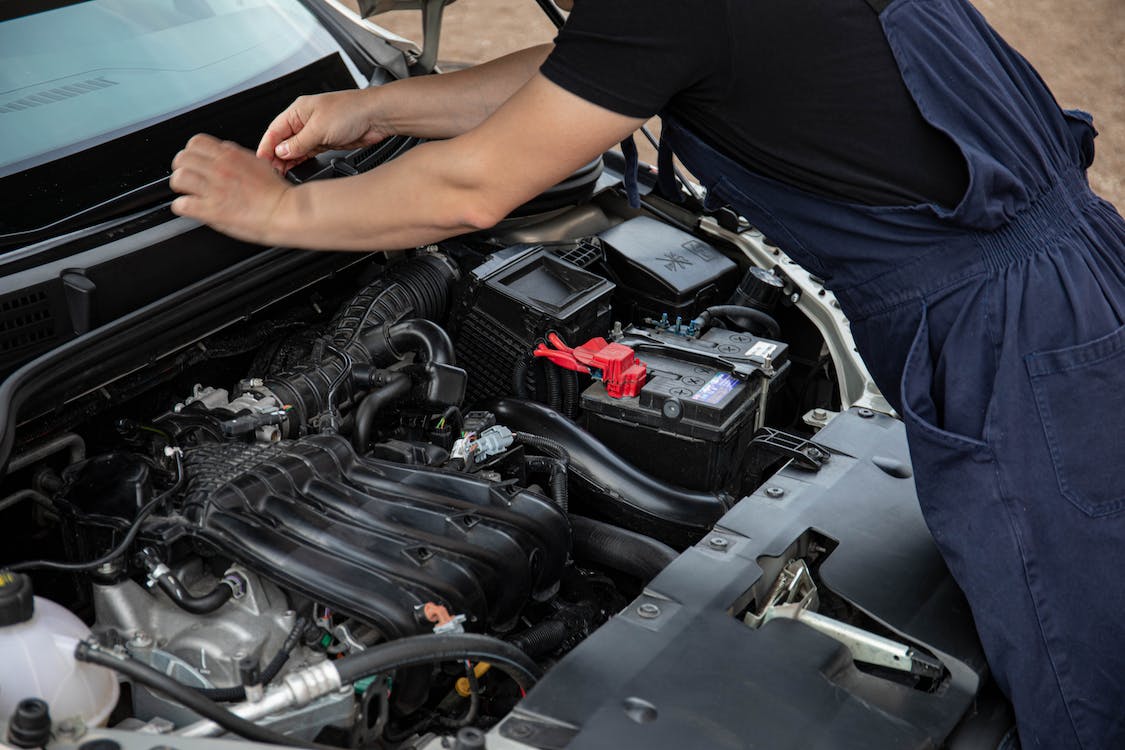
left=745, top=341, right=779, bottom=359
left=691, top=372, right=743, bottom=404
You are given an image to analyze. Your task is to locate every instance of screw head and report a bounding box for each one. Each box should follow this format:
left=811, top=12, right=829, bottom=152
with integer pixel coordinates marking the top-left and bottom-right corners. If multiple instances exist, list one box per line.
left=128, top=632, right=154, bottom=649
left=765, top=486, right=785, bottom=499
left=636, top=603, right=661, bottom=619
left=812, top=408, right=828, bottom=420
left=857, top=408, right=875, bottom=419
left=708, top=536, right=729, bottom=550
left=505, top=722, right=533, bottom=740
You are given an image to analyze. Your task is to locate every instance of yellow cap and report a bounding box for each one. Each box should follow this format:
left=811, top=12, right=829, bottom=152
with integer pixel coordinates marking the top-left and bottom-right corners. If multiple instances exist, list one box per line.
left=455, top=661, right=492, bottom=697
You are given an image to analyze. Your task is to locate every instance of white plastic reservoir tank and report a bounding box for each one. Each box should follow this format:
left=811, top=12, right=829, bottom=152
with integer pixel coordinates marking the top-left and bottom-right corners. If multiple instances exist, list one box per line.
left=0, top=572, right=119, bottom=727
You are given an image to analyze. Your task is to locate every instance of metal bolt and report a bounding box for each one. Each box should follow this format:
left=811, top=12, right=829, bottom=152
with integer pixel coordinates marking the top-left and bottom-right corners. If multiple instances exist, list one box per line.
left=505, top=722, right=533, bottom=740
left=708, top=536, right=729, bottom=550
left=128, top=632, right=154, bottom=650
left=636, top=603, right=661, bottom=619
left=857, top=408, right=875, bottom=419
left=812, top=408, right=828, bottom=420
left=765, top=486, right=786, bottom=499
left=790, top=292, right=801, bottom=303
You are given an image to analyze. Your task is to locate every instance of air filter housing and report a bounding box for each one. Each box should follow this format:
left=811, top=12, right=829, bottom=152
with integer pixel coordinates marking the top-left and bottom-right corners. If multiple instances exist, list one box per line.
left=449, top=246, right=614, bottom=405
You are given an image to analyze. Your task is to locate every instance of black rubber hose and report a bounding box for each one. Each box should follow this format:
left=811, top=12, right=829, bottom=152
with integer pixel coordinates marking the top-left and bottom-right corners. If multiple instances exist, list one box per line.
left=332, top=633, right=542, bottom=694
left=508, top=619, right=568, bottom=659
left=570, top=515, right=678, bottom=582
left=74, top=642, right=334, bottom=749
left=491, top=399, right=730, bottom=547
left=353, top=372, right=413, bottom=453
left=155, top=574, right=233, bottom=615
left=363, top=319, right=456, bottom=366
left=701, top=305, right=781, bottom=339
left=135, top=547, right=235, bottom=616
left=195, top=616, right=308, bottom=702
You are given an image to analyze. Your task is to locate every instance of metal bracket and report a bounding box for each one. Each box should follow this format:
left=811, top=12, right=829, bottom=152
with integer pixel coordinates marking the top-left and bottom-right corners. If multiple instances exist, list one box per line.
left=745, top=560, right=943, bottom=679
left=750, top=427, right=830, bottom=471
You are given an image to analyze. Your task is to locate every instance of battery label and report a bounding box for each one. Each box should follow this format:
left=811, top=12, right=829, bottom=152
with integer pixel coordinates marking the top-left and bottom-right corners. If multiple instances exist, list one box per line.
left=745, top=341, right=778, bottom=360
left=691, top=372, right=742, bottom=404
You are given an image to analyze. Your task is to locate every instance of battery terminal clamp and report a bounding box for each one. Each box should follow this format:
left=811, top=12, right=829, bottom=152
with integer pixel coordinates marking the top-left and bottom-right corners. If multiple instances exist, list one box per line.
left=533, top=332, right=647, bottom=399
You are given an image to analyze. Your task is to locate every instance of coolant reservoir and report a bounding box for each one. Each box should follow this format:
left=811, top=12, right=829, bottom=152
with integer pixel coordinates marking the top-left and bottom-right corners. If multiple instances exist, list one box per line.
left=0, top=572, right=119, bottom=726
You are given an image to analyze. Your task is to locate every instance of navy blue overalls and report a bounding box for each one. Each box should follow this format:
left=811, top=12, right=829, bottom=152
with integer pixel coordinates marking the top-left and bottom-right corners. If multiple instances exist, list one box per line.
left=645, top=0, right=1125, bottom=745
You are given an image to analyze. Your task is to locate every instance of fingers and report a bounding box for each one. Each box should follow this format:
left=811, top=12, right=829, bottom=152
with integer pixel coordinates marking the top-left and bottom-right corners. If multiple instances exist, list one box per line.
left=169, top=166, right=207, bottom=196
left=257, top=106, right=298, bottom=161
left=170, top=194, right=202, bottom=218
left=257, top=97, right=314, bottom=161
left=170, top=136, right=251, bottom=202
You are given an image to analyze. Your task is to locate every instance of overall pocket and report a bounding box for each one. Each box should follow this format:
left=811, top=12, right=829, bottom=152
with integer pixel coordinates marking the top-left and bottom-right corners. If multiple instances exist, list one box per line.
left=1026, top=321, right=1125, bottom=517
left=900, top=303, right=993, bottom=451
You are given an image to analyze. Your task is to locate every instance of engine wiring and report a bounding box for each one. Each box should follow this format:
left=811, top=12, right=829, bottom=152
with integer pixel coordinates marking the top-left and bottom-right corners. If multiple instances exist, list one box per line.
left=8, top=449, right=184, bottom=573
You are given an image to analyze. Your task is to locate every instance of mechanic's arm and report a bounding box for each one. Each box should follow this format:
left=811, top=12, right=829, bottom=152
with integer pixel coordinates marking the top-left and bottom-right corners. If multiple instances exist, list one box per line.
left=170, top=75, right=645, bottom=251
left=257, top=44, right=554, bottom=172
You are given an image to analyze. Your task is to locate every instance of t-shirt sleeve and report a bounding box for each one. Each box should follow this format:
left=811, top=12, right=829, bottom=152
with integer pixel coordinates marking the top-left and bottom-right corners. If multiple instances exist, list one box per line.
left=540, top=0, right=725, bottom=119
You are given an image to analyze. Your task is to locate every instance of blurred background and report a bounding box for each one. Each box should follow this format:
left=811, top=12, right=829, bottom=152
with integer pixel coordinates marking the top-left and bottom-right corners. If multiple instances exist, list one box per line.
left=354, top=0, right=1124, bottom=207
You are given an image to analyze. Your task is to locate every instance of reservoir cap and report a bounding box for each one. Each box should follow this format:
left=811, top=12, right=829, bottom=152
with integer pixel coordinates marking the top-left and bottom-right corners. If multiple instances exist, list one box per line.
left=0, top=571, right=34, bottom=626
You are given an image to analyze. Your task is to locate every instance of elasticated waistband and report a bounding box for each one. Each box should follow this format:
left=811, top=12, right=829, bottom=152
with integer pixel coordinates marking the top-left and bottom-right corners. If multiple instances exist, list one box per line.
left=839, top=169, right=1096, bottom=320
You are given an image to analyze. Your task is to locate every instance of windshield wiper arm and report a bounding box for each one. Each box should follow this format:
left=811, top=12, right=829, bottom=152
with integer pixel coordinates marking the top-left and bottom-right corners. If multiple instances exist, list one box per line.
left=0, top=177, right=176, bottom=250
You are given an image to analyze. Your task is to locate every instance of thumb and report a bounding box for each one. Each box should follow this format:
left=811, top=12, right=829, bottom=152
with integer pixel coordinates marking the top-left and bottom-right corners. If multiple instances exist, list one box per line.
left=275, top=133, right=309, bottom=160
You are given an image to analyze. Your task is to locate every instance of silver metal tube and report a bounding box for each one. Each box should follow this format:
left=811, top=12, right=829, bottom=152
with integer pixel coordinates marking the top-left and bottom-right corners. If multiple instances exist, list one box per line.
left=174, top=661, right=342, bottom=738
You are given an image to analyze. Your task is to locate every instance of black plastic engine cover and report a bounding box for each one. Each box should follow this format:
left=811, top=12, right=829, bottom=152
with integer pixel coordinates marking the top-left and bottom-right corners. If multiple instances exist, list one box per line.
left=181, top=435, right=569, bottom=637
left=497, top=410, right=988, bottom=749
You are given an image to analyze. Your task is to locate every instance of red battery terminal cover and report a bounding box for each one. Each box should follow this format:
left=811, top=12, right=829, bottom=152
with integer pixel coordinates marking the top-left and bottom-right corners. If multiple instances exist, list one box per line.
left=533, top=333, right=647, bottom=399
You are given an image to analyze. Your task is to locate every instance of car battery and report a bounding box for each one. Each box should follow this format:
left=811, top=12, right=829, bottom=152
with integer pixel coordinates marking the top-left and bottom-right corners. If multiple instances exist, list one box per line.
left=450, top=245, right=615, bottom=405
left=598, top=216, right=739, bottom=324
left=580, top=325, right=788, bottom=493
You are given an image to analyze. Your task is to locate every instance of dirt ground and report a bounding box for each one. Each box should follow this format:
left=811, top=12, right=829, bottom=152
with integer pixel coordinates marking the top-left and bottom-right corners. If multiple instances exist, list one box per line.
left=358, top=0, right=1124, bottom=208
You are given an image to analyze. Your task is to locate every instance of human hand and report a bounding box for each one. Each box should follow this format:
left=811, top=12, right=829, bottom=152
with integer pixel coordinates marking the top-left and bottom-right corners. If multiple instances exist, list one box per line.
left=170, top=134, right=295, bottom=246
left=256, top=90, right=394, bottom=174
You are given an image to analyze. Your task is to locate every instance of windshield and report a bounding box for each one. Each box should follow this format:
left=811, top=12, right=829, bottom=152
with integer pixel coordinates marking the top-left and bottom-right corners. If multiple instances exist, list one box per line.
left=0, top=0, right=363, bottom=178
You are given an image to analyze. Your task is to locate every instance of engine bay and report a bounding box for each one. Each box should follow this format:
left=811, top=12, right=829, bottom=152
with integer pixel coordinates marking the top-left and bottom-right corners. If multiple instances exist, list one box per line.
left=0, top=175, right=996, bottom=749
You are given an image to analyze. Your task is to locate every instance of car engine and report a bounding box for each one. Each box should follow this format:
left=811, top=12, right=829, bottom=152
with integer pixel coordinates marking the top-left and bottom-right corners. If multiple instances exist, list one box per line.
left=0, top=176, right=996, bottom=748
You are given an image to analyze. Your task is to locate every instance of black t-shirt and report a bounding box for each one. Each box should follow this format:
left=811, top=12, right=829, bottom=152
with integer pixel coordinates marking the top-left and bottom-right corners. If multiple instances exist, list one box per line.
left=541, top=0, right=969, bottom=208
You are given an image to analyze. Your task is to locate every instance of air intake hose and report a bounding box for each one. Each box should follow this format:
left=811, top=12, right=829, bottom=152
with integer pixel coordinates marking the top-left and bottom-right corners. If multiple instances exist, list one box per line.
left=264, top=253, right=459, bottom=434
left=487, top=398, right=732, bottom=547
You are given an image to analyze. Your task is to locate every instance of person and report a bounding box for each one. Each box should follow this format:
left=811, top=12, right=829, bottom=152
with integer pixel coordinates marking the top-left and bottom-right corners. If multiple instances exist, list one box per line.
left=169, top=0, right=1125, bottom=746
